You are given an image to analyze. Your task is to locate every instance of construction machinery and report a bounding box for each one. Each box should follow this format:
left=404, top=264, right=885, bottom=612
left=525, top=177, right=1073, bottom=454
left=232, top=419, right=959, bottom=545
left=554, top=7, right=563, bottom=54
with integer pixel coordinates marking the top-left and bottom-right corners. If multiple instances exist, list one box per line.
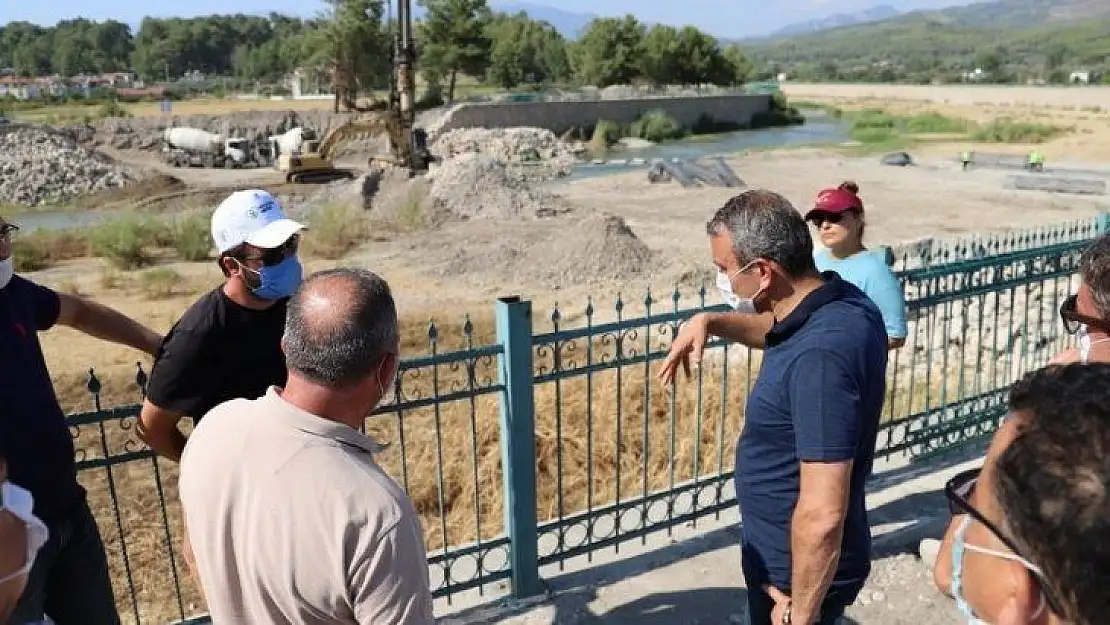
left=277, top=0, right=434, bottom=184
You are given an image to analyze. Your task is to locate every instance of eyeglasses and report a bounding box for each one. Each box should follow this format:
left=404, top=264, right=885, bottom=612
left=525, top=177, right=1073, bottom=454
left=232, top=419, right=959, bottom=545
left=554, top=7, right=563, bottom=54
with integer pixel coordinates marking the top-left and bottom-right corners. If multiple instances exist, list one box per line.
left=1059, top=294, right=1105, bottom=335
left=945, top=469, right=1065, bottom=616
left=808, top=212, right=845, bottom=226
left=241, top=235, right=299, bottom=267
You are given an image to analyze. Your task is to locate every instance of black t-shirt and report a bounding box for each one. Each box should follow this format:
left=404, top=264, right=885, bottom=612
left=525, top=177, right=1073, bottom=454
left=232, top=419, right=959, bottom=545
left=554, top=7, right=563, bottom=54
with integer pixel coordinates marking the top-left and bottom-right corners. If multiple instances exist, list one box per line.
left=0, top=276, right=83, bottom=523
left=145, top=286, right=288, bottom=422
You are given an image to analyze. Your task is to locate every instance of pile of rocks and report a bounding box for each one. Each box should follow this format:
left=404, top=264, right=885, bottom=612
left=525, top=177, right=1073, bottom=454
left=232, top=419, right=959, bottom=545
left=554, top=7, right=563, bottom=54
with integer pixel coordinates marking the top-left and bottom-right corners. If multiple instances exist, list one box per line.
left=426, top=152, right=571, bottom=220
left=432, top=127, right=579, bottom=176
left=0, top=126, right=131, bottom=206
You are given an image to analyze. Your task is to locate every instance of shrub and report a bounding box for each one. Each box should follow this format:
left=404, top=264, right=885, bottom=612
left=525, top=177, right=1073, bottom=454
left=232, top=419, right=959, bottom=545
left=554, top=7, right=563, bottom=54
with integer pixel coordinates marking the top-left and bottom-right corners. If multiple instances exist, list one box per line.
left=630, top=110, right=685, bottom=142
left=971, top=118, right=1064, bottom=143
left=139, top=267, right=181, bottom=299
left=903, top=112, right=972, bottom=134
left=301, top=202, right=371, bottom=260
left=89, top=214, right=158, bottom=270
left=588, top=119, right=623, bottom=152
left=169, top=212, right=212, bottom=261
left=11, top=231, right=88, bottom=272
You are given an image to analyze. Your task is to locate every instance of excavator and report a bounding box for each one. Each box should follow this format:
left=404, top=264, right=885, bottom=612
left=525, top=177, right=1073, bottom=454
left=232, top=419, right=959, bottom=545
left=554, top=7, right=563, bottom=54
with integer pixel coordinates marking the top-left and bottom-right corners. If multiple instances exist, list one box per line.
left=277, top=0, right=435, bottom=184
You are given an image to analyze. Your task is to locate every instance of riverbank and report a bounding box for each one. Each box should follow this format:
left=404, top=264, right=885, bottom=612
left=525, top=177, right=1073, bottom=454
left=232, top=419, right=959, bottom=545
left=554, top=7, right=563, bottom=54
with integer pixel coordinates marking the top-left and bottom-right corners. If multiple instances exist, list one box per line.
left=781, top=83, right=1110, bottom=161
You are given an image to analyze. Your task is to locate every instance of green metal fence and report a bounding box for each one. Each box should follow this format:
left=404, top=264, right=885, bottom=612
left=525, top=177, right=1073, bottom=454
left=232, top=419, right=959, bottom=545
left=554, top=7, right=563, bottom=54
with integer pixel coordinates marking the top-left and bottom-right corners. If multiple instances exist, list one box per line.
left=66, top=214, right=1107, bottom=624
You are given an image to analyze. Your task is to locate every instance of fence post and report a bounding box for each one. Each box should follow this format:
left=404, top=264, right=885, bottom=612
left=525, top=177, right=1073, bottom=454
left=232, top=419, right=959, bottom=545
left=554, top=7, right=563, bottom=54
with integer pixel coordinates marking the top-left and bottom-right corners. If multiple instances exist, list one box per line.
left=1098, top=212, right=1110, bottom=235
left=495, top=296, right=542, bottom=598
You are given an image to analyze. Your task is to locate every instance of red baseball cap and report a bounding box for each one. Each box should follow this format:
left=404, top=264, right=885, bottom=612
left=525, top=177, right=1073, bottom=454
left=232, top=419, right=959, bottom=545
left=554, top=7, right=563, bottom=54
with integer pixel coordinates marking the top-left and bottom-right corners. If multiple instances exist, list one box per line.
left=805, top=187, right=863, bottom=220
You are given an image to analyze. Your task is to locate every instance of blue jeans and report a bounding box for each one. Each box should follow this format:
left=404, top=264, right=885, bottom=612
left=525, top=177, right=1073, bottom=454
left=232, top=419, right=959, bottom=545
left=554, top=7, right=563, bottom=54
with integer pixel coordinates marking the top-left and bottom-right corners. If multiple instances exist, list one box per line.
left=6, top=498, right=121, bottom=625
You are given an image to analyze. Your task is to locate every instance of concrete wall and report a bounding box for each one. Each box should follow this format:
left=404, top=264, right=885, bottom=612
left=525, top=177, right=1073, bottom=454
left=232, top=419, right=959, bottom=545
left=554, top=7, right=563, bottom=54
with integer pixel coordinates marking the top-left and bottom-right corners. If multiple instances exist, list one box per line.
left=432, top=94, right=773, bottom=136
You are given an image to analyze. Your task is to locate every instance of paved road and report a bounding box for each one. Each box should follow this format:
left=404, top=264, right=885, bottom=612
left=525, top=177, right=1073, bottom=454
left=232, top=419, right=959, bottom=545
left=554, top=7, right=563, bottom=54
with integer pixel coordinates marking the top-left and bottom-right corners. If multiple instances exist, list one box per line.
left=437, top=453, right=982, bottom=625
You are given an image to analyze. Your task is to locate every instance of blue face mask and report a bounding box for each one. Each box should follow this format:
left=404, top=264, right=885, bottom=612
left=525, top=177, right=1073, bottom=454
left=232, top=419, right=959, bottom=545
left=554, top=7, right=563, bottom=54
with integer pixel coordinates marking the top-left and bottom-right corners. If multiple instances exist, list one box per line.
left=950, top=516, right=1046, bottom=625
left=243, top=255, right=303, bottom=300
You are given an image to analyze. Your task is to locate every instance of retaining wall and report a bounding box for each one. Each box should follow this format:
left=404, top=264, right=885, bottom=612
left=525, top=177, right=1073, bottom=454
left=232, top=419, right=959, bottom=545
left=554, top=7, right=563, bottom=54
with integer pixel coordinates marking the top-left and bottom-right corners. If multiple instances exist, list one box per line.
left=431, top=94, right=773, bottom=136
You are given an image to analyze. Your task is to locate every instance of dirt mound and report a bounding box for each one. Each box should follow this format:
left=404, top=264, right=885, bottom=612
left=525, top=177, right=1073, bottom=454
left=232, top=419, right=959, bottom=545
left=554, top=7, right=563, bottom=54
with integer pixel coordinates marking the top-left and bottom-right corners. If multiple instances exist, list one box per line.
left=434, top=212, right=655, bottom=288
left=427, top=152, right=571, bottom=220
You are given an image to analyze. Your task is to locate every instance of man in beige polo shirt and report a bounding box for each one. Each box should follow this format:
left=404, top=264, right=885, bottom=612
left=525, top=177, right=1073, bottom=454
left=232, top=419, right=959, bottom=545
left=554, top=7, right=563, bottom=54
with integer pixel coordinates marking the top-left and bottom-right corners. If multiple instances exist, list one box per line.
left=178, top=268, right=433, bottom=624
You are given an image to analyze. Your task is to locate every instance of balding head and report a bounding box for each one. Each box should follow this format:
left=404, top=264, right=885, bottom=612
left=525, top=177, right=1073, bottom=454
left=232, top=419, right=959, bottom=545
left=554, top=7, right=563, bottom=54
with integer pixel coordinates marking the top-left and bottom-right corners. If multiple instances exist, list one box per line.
left=283, top=268, right=399, bottom=389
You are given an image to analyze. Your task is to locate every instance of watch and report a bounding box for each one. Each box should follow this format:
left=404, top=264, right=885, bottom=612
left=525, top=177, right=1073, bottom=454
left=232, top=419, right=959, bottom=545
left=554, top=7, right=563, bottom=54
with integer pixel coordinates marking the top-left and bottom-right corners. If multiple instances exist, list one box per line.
left=781, top=601, right=792, bottom=625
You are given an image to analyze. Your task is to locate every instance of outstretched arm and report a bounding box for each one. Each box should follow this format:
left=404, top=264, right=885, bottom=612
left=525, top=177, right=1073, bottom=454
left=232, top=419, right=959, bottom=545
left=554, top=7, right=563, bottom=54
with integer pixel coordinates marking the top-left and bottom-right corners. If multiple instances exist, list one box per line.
left=57, top=293, right=161, bottom=356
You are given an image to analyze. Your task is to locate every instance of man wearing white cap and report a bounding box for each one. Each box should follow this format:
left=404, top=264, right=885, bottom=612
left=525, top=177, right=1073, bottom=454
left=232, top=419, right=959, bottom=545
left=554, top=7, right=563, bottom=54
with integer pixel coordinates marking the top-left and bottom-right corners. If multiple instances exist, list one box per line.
left=137, top=189, right=307, bottom=463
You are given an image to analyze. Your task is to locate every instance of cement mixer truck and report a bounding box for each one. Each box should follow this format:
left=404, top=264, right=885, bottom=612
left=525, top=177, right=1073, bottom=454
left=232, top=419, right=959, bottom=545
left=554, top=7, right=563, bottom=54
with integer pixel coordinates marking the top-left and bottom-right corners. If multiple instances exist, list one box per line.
left=161, top=127, right=251, bottom=168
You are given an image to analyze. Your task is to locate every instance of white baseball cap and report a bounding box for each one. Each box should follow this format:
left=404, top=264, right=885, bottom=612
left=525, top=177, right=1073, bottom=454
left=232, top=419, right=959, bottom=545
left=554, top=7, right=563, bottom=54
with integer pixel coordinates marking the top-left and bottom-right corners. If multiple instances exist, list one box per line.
left=210, top=190, right=306, bottom=255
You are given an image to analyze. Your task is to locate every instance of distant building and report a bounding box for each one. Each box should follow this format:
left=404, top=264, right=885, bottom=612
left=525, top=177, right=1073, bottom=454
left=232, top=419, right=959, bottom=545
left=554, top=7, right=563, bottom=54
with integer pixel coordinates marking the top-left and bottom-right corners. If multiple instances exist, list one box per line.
left=1070, top=70, right=1098, bottom=85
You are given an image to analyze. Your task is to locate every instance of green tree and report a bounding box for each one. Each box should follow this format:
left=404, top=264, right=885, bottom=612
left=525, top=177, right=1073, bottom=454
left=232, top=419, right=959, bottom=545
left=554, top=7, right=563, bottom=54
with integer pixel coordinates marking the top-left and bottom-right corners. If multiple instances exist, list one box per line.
left=416, top=0, right=492, bottom=101
left=722, top=44, right=754, bottom=85
left=571, top=15, right=645, bottom=87
left=640, top=25, right=681, bottom=86
left=485, top=11, right=570, bottom=89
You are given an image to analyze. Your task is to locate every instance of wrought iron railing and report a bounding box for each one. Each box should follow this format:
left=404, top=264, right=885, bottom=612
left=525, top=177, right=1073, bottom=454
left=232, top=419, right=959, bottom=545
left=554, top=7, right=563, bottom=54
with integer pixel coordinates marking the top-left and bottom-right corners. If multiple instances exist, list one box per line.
left=65, top=214, right=1108, bottom=624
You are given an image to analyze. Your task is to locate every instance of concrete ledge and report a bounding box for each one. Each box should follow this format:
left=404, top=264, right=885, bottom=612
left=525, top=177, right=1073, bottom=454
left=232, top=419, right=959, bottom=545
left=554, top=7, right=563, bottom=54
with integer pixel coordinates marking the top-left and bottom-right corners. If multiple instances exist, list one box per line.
left=433, top=95, right=773, bottom=136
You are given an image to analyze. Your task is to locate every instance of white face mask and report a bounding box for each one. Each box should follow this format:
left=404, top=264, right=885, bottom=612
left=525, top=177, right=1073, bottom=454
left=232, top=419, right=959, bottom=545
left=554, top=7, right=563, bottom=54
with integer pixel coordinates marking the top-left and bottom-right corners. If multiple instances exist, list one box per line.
left=1077, top=323, right=1110, bottom=364
left=0, top=481, right=49, bottom=587
left=0, top=256, right=13, bottom=290
left=716, top=262, right=760, bottom=314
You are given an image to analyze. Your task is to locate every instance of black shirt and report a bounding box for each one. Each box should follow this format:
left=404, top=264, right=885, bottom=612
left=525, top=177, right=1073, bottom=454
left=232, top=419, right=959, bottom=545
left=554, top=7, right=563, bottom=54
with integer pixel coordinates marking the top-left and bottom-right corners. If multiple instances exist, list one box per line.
left=145, top=286, right=288, bottom=422
left=0, top=276, right=83, bottom=523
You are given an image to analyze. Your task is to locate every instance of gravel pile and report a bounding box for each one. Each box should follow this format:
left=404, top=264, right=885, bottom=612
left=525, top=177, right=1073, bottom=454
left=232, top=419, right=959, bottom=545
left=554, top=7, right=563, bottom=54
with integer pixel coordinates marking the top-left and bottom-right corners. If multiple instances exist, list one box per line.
left=435, top=212, right=655, bottom=288
left=427, top=152, right=571, bottom=220
left=0, top=126, right=132, bottom=206
left=431, top=126, right=577, bottom=175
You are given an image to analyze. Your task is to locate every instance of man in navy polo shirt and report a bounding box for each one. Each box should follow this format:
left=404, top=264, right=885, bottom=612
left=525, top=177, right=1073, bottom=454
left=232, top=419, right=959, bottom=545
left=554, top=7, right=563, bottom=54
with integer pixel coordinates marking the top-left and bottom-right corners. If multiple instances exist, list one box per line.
left=667, top=191, right=888, bottom=625
left=0, top=217, right=162, bottom=625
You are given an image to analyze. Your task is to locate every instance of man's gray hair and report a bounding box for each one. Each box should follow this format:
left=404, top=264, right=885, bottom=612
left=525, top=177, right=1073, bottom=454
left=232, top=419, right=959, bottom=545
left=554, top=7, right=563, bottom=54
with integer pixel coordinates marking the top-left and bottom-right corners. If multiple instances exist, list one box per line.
left=283, top=267, right=399, bottom=389
left=1081, top=233, right=1110, bottom=319
left=705, top=190, right=815, bottom=278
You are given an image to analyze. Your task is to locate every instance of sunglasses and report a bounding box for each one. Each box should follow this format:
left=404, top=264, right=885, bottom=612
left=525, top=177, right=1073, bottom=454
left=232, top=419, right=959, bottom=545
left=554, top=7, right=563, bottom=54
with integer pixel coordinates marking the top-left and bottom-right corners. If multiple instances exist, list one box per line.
left=945, top=469, right=1065, bottom=616
left=241, top=235, right=299, bottom=267
left=1058, top=294, right=1105, bottom=335
left=808, top=212, right=846, bottom=226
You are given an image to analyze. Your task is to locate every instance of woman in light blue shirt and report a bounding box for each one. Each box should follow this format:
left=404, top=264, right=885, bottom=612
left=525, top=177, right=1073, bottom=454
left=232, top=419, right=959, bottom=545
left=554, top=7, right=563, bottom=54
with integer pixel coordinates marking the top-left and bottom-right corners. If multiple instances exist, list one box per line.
left=805, top=181, right=908, bottom=349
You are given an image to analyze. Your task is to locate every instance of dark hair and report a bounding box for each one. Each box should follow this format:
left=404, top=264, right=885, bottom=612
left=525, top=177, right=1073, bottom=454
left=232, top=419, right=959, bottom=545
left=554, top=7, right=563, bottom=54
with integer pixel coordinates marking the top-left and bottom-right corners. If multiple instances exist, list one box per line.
left=283, top=267, right=399, bottom=389
left=839, top=180, right=865, bottom=241
left=995, top=363, right=1110, bottom=625
left=1080, top=234, right=1110, bottom=319
left=705, top=189, right=816, bottom=278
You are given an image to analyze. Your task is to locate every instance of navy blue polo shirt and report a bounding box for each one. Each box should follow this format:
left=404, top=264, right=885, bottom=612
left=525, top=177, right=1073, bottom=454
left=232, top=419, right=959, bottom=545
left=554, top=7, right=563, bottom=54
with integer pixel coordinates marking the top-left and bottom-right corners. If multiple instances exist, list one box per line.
left=0, top=275, right=83, bottom=523
left=735, top=271, right=888, bottom=602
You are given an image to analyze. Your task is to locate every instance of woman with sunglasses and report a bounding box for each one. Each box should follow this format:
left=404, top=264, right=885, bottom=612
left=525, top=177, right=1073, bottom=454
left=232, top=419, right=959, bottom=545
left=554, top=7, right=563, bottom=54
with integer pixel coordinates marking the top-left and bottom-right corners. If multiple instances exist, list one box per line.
left=1050, top=290, right=1110, bottom=364
left=805, top=182, right=908, bottom=350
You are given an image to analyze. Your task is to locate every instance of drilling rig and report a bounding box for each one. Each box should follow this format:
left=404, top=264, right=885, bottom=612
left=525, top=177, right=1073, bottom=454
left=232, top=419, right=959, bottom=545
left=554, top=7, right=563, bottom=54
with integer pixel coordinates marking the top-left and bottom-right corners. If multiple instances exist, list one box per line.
left=277, top=0, right=434, bottom=183
left=380, top=0, right=434, bottom=174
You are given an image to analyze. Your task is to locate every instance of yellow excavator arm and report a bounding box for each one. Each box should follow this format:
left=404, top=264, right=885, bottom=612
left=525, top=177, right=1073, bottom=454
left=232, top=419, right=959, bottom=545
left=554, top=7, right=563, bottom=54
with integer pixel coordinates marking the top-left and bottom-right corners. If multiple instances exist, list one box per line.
left=316, top=115, right=396, bottom=160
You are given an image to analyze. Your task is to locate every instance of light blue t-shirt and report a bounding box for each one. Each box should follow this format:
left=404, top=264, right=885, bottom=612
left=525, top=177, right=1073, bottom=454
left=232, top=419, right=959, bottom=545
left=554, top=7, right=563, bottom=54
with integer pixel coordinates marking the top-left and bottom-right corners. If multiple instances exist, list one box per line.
left=814, top=248, right=908, bottom=340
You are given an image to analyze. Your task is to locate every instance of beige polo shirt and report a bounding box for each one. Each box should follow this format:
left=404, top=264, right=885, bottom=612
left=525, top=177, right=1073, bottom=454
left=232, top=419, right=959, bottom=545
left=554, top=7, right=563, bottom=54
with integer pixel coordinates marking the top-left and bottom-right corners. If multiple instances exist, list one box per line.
left=179, top=387, right=434, bottom=624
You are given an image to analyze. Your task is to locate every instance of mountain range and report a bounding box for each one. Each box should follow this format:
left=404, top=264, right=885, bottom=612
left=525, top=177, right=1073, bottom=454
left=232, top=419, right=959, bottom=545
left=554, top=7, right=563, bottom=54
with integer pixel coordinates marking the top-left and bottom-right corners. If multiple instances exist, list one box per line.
left=766, top=5, right=901, bottom=38
left=487, top=0, right=1110, bottom=41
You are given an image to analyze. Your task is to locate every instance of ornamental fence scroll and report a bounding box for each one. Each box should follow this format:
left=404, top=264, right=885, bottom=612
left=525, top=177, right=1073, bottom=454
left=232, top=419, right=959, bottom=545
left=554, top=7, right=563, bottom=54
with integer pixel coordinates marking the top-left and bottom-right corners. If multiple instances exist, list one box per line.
left=66, top=213, right=1109, bottom=624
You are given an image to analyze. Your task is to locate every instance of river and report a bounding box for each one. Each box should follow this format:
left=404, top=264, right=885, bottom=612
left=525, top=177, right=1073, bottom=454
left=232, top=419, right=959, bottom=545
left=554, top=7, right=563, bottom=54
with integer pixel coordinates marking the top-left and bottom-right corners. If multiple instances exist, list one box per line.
left=568, top=116, right=849, bottom=181
left=12, top=112, right=850, bottom=232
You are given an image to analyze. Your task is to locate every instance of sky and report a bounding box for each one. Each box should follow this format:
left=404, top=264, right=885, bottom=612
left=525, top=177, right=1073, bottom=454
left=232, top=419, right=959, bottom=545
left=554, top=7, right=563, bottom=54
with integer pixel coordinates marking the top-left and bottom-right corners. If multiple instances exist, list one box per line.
left=10, top=0, right=982, bottom=39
